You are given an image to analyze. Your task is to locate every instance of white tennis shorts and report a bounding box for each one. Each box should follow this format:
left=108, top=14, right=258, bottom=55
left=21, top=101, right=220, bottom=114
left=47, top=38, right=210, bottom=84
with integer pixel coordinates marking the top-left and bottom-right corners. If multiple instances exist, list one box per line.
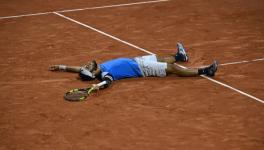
left=134, top=55, right=167, bottom=77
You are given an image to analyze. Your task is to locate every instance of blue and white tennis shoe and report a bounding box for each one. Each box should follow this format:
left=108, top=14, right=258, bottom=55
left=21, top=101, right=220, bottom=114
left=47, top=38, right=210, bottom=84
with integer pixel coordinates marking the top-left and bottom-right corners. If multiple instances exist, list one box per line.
left=176, top=42, right=189, bottom=62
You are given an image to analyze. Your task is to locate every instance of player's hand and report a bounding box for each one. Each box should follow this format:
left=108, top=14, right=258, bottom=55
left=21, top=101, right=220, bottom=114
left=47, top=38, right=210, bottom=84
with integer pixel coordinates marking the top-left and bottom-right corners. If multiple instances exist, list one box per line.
left=49, top=65, right=60, bottom=71
left=92, top=84, right=100, bottom=90
left=88, top=84, right=100, bottom=94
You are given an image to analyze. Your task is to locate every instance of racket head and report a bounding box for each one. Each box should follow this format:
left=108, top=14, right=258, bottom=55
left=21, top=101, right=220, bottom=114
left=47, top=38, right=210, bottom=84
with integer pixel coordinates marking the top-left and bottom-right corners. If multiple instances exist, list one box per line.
left=64, top=88, right=89, bottom=101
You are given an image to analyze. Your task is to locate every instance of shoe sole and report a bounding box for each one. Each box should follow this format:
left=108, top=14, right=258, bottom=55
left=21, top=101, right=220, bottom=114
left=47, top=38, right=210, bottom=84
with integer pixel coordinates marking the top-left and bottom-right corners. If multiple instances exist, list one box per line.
left=177, top=43, right=188, bottom=61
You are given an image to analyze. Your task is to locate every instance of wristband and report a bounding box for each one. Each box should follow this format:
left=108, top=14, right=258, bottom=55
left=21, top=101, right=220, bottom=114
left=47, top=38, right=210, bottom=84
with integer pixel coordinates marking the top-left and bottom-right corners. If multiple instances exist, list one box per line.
left=59, top=65, right=67, bottom=70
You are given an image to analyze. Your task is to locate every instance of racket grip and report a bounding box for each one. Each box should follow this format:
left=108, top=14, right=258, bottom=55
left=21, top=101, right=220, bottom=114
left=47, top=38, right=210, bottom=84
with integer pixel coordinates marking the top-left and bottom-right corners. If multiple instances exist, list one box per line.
left=97, top=81, right=107, bottom=87
left=88, top=87, right=95, bottom=94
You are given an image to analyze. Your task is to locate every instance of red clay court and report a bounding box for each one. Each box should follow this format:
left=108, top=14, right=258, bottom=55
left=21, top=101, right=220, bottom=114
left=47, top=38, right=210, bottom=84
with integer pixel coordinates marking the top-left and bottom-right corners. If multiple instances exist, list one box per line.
left=0, top=0, right=264, bottom=149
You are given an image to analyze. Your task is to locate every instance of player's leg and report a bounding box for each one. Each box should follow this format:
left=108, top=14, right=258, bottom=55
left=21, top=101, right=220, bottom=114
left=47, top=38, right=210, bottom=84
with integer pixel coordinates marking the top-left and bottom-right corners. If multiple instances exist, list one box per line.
left=166, top=64, right=197, bottom=76
left=49, top=65, right=81, bottom=73
left=166, top=61, right=218, bottom=77
left=156, top=43, right=189, bottom=64
left=156, top=55, right=176, bottom=64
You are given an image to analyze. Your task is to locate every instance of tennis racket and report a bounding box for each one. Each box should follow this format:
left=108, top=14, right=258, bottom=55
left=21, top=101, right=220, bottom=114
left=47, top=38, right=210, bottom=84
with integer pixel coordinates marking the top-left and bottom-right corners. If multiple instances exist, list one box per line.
left=64, top=81, right=107, bottom=101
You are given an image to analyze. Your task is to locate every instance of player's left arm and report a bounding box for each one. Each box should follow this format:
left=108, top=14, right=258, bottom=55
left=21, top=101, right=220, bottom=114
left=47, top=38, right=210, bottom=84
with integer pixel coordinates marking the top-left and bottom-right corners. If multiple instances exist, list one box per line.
left=100, top=73, right=113, bottom=89
left=91, top=72, right=113, bottom=90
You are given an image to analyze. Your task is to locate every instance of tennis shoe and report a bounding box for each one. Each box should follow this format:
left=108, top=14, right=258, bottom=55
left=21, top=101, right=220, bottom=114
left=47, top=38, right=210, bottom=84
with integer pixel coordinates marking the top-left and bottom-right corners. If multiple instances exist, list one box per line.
left=206, top=61, right=218, bottom=77
left=176, top=42, right=189, bottom=62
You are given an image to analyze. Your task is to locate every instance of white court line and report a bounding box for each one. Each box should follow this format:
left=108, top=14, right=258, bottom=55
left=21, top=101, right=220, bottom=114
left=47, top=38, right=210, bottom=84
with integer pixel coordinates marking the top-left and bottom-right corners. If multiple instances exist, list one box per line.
left=201, top=75, right=264, bottom=104
left=0, top=12, right=54, bottom=19
left=53, top=12, right=155, bottom=55
left=175, top=64, right=264, bottom=104
left=58, top=0, right=170, bottom=13
left=220, top=58, right=264, bottom=66
left=195, top=57, right=264, bottom=68
left=53, top=12, right=264, bottom=104
left=0, top=0, right=169, bottom=20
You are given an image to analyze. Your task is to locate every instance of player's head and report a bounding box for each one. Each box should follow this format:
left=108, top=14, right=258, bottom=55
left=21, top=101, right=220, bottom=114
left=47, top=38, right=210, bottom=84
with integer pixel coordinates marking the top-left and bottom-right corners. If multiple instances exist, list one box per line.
left=79, top=60, right=98, bottom=81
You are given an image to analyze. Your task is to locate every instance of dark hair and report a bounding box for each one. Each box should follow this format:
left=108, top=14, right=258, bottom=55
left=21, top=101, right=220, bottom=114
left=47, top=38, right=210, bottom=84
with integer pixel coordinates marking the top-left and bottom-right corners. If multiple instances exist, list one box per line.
left=90, top=60, right=97, bottom=72
left=79, top=60, right=98, bottom=81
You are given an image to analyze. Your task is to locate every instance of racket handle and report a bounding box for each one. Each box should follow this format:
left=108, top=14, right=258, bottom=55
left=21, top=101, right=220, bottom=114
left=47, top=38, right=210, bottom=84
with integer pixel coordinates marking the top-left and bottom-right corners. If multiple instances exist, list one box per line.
left=87, top=81, right=107, bottom=94
left=87, top=87, right=95, bottom=94
left=97, top=81, right=107, bottom=87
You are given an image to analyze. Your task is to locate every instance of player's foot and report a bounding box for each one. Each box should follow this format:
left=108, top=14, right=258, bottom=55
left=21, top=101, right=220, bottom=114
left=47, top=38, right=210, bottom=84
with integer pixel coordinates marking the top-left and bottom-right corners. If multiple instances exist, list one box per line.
left=175, top=42, right=189, bottom=62
left=205, top=61, right=218, bottom=77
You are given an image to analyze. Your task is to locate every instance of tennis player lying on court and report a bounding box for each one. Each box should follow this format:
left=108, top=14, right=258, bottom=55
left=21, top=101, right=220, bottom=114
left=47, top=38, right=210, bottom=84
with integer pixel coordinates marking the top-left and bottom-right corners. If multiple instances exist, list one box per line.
left=49, top=43, right=218, bottom=90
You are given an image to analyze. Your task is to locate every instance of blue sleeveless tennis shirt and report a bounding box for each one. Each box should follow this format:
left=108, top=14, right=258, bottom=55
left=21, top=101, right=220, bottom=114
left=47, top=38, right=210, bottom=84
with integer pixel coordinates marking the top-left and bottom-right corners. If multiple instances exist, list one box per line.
left=99, top=58, right=143, bottom=80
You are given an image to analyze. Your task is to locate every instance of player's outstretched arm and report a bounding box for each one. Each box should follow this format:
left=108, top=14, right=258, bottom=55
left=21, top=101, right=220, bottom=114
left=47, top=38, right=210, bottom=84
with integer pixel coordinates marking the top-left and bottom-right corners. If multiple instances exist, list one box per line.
left=49, top=65, right=81, bottom=73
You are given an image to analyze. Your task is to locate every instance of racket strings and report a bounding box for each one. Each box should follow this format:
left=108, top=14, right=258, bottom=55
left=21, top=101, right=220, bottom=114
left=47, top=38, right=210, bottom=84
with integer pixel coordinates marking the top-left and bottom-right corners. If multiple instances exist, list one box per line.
left=64, top=87, right=99, bottom=101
